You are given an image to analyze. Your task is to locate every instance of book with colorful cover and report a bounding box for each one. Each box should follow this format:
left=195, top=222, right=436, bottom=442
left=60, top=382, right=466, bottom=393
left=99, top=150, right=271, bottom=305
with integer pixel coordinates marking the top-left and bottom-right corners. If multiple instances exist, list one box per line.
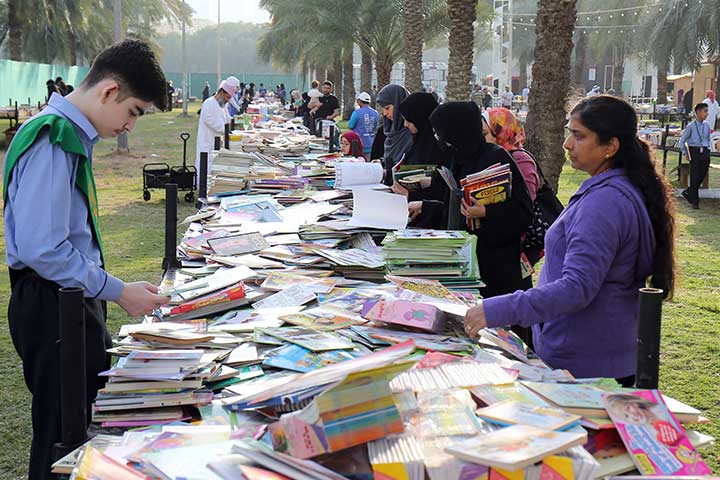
left=471, top=383, right=551, bottom=408
left=263, top=343, right=356, bottom=373
left=444, top=424, right=587, bottom=471
left=461, top=164, right=512, bottom=229
left=480, top=328, right=528, bottom=363
left=257, top=326, right=355, bottom=352
left=363, top=298, right=445, bottom=333
left=476, top=400, right=582, bottom=431
left=602, top=390, right=712, bottom=476
left=207, top=232, right=270, bottom=255
left=280, top=306, right=366, bottom=331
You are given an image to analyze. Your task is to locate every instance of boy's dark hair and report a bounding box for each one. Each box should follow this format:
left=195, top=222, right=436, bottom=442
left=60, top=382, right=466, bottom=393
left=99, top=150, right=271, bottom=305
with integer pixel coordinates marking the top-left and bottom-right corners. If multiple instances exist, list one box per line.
left=81, top=39, right=167, bottom=111
left=323, top=80, right=333, bottom=89
left=695, top=102, right=708, bottom=113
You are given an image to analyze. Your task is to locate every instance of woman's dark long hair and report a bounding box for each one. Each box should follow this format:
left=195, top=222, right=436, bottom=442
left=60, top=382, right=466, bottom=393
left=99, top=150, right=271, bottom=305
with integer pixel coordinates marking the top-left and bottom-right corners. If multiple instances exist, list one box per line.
left=571, top=95, right=676, bottom=298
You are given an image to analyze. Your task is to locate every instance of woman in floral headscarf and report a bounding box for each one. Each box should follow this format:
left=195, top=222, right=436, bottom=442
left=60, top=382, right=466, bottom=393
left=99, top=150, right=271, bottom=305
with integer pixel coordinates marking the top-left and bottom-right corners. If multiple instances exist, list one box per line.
left=481, top=107, right=540, bottom=201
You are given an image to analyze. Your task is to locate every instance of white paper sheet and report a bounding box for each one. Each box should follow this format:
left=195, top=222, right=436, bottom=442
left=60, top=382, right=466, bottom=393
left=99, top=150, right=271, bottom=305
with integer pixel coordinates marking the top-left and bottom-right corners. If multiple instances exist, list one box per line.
left=347, top=189, right=409, bottom=230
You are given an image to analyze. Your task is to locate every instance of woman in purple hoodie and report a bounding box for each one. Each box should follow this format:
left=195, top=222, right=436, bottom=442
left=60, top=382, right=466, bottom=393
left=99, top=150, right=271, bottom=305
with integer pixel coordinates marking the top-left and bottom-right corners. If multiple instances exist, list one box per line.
left=464, top=95, right=676, bottom=385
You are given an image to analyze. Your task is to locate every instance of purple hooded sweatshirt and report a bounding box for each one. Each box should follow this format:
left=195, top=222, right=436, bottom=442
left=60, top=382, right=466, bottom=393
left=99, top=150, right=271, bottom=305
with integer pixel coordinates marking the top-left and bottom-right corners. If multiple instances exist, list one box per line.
left=483, top=168, right=656, bottom=378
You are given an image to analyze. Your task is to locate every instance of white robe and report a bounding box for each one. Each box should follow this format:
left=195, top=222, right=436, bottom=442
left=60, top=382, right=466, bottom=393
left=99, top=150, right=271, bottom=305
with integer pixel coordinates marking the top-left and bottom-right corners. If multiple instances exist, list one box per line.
left=196, top=96, right=226, bottom=178
left=702, top=98, right=720, bottom=130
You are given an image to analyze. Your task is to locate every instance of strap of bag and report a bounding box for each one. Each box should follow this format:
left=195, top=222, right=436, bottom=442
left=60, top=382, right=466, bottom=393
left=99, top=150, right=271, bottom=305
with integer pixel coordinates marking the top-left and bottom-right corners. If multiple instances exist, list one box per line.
left=512, top=148, right=556, bottom=193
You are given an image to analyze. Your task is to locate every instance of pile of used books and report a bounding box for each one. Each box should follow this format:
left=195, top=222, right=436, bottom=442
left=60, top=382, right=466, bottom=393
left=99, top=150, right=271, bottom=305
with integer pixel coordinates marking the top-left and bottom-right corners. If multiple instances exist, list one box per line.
left=54, top=143, right=716, bottom=479
left=382, top=229, right=482, bottom=289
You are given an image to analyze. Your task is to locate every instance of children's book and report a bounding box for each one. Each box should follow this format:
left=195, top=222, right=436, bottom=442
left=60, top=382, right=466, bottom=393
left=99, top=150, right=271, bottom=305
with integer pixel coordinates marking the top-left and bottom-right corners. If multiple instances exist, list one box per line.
left=363, top=298, right=445, bottom=333
left=368, top=435, right=425, bottom=480
left=252, top=284, right=317, bottom=310
left=257, top=327, right=355, bottom=352
left=476, top=400, right=582, bottom=431
left=445, top=424, right=587, bottom=471
left=279, top=305, right=366, bottom=331
left=261, top=272, right=336, bottom=294
left=263, top=344, right=355, bottom=373
left=460, top=164, right=512, bottom=229
left=472, top=383, right=552, bottom=408
left=208, top=232, right=270, bottom=255
left=480, top=328, right=528, bottom=363
left=602, top=389, right=711, bottom=476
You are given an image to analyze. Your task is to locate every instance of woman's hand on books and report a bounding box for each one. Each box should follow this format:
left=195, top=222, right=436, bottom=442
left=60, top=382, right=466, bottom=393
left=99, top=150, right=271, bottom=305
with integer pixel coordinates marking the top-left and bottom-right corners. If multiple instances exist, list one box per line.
left=461, top=197, right=487, bottom=219
left=464, top=303, right=487, bottom=338
left=117, top=282, right=170, bottom=317
left=391, top=182, right=409, bottom=197
left=408, top=201, right=423, bottom=222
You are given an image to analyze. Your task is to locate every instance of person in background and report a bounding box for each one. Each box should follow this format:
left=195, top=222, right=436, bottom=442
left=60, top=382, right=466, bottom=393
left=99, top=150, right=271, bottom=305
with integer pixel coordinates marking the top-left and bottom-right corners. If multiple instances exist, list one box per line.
left=306, top=80, right=323, bottom=115
left=480, top=107, right=540, bottom=349
left=46, top=79, right=59, bottom=102
left=471, top=84, right=484, bottom=106
left=397, top=91, right=444, bottom=167
left=278, top=83, right=287, bottom=104
left=370, top=85, right=378, bottom=108
left=348, top=92, right=379, bottom=157
left=482, top=108, right=539, bottom=201
left=248, top=82, right=256, bottom=99
left=522, top=86, right=530, bottom=106
left=238, top=82, right=246, bottom=112
left=54, top=77, right=68, bottom=96
left=4, top=39, right=170, bottom=480
left=196, top=77, right=237, bottom=177
left=482, top=87, right=493, bottom=109
left=315, top=80, right=341, bottom=122
left=409, top=102, right=533, bottom=299
left=258, top=83, right=268, bottom=98
left=202, top=81, right=211, bottom=102
left=501, top=85, right=514, bottom=108
left=464, top=95, right=676, bottom=384
left=340, top=131, right=365, bottom=159
left=702, top=90, right=719, bottom=130
left=679, top=103, right=712, bottom=209
left=586, top=85, right=601, bottom=97
left=289, top=89, right=304, bottom=116
left=166, top=80, right=175, bottom=111
left=375, top=84, right=413, bottom=166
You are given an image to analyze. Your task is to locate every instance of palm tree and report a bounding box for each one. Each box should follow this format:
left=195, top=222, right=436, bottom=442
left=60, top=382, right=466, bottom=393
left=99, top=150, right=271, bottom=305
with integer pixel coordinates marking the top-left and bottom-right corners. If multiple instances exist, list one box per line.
left=524, top=0, right=577, bottom=190
left=6, top=0, right=22, bottom=60
left=511, top=0, right=538, bottom=91
left=403, top=0, right=425, bottom=92
left=571, top=29, right=588, bottom=90
left=446, top=0, right=478, bottom=101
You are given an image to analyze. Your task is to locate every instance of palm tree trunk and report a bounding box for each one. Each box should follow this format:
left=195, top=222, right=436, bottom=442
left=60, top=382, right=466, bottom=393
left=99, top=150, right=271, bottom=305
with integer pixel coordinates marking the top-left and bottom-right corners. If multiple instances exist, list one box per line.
left=657, top=57, right=669, bottom=104
left=519, top=54, right=528, bottom=91
left=334, top=55, right=343, bottom=104
left=8, top=0, right=23, bottom=61
left=446, top=0, right=478, bottom=101
left=524, top=0, right=577, bottom=190
left=612, top=44, right=625, bottom=95
left=403, top=0, right=425, bottom=92
left=342, top=45, right=356, bottom=121
left=572, top=31, right=587, bottom=89
left=376, top=52, right=394, bottom=90
left=360, top=46, right=373, bottom=93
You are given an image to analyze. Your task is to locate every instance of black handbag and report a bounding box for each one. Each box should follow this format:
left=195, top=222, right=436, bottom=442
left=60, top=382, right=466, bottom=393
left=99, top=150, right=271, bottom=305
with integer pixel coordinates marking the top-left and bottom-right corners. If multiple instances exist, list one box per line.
left=518, top=150, right=564, bottom=265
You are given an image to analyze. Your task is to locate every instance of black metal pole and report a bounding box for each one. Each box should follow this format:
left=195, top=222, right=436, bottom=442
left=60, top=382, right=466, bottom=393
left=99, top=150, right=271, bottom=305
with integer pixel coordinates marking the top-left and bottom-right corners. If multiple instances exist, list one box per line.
left=635, top=287, right=664, bottom=389
left=328, top=124, right=336, bottom=153
left=53, top=287, right=88, bottom=460
left=214, top=135, right=222, bottom=151
left=163, top=183, right=181, bottom=272
left=224, top=124, right=230, bottom=149
left=196, top=151, right=208, bottom=209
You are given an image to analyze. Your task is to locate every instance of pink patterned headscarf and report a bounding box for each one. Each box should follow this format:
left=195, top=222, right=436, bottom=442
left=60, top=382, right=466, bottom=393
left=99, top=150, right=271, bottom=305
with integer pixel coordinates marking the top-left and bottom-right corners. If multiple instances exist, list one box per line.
left=484, top=107, right=526, bottom=151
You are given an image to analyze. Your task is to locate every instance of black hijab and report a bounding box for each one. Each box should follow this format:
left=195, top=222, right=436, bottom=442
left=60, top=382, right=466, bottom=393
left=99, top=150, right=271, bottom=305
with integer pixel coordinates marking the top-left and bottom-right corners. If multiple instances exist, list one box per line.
left=398, top=92, right=446, bottom=167
left=376, top=84, right=414, bottom=163
left=429, top=101, right=510, bottom=177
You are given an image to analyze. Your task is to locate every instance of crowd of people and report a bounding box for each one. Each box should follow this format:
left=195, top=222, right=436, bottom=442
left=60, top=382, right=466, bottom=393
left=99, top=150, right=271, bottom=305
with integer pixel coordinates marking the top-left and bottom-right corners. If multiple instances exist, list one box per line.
left=329, top=82, right=676, bottom=387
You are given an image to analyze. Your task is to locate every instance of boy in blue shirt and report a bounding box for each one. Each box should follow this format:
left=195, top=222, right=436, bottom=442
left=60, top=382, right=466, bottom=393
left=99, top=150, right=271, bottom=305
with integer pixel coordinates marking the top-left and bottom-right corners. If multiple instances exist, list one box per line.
left=679, top=102, right=712, bottom=209
left=347, top=92, right=379, bottom=157
left=4, top=39, right=170, bottom=478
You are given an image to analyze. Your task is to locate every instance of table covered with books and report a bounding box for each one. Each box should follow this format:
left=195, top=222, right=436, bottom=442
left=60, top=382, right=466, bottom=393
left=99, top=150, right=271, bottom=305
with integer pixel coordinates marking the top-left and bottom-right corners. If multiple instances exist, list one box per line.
left=55, top=141, right=717, bottom=479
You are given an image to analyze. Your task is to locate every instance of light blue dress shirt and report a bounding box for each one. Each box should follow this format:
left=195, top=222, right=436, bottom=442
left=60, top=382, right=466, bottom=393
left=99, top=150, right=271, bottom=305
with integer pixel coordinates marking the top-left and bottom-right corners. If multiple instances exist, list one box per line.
left=678, top=119, right=712, bottom=157
left=4, top=93, right=124, bottom=300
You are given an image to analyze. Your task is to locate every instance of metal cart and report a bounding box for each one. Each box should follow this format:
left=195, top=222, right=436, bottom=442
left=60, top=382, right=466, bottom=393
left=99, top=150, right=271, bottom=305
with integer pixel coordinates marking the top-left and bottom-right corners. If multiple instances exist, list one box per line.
left=142, top=132, right=197, bottom=202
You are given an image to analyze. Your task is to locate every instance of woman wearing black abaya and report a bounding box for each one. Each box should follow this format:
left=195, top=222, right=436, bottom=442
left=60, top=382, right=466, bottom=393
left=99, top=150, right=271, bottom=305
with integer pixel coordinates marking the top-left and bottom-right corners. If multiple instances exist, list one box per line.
left=409, top=102, right=534, bottom=303
left=397, top=92, right=446, bottom=167
left=375, top=84, right=414, bottom=166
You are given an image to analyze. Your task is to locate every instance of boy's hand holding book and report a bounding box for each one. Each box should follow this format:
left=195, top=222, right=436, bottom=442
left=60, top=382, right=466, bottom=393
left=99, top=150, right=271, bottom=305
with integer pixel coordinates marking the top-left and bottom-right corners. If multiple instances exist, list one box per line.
left=461, top=196, right=487, bottom=220
left=117, top=282, right=170, bottom=317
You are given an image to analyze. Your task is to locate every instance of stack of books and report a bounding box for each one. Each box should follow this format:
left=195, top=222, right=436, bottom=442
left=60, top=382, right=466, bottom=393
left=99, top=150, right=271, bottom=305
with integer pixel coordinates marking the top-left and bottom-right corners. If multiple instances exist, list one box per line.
left=381, top=229, right=481, bottom=288
left=93, top=349, right=214, bottom=427
left=461, top=163, right=512, bottom=229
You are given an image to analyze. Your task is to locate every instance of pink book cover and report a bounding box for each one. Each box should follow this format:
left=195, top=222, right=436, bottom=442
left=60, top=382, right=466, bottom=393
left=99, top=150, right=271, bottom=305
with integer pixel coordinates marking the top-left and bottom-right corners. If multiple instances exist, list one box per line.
left=364, top=299, right=444, bottom=333
left=603, top=389, right=711, bottom=476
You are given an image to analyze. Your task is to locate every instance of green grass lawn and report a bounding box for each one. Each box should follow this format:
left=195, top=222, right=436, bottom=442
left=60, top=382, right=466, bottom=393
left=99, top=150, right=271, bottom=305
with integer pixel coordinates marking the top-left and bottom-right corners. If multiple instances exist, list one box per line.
left=0, top=111, right=718, bottom=477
